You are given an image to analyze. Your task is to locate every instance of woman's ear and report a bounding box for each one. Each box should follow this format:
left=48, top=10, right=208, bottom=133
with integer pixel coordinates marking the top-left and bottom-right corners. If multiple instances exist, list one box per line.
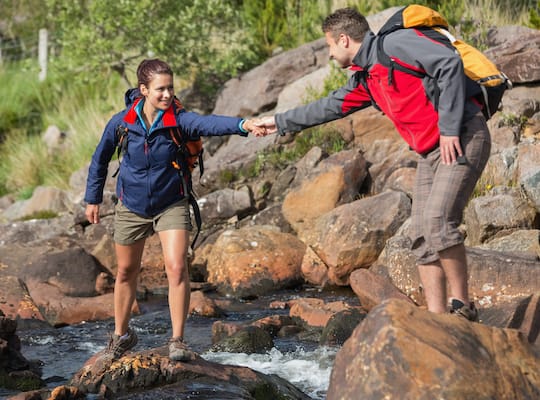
left=140, top=84, right=148, bottom=96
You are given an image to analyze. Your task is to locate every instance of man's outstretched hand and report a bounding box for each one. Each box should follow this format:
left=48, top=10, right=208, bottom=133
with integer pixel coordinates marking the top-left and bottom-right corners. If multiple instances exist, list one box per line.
left=254, top=116, right=278, bottom=135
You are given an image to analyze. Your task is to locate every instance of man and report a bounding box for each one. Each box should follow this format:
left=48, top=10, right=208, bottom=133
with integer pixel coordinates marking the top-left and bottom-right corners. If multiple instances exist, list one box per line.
left=259, top=7, right=491, bottom=320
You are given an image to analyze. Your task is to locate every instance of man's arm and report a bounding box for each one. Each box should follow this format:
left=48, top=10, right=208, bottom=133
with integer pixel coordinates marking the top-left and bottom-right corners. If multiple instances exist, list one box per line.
left=271, top=71, right=372, bottom=135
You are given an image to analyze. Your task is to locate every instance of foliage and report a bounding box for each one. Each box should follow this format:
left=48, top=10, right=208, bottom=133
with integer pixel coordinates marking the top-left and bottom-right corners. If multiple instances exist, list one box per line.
left=44, top=0, right=259, bottom=93
left=0, top=63, right=45, bottom=139
left=0, top=0, right=48, bottom=61
left=0, top=63, right=122, bottom=197
left=20, top=210, right=59, bottom=221
left=530, top=1, right=540, bottom=28
left=348, top=0, right=534, bottom=44
left=241, top=0, right=332, bottom=57
left=250, top=127, right=346, bottom=177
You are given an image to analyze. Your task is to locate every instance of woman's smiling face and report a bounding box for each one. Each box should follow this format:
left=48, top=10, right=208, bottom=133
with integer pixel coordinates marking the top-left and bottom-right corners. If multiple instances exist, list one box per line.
left=140, top=73, right=174, bottom=112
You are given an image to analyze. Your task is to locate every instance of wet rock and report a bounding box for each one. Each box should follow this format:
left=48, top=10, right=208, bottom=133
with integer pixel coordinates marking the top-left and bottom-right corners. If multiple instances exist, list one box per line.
left=69, top=346, right=309, bottom=399
left=0, top=312, right=44, bottom=392
left=210, top=325, right=274, bottom=354
left=288, top=298, right=353, bottom=328
left=320, top=308, right=367, bottom=346
left=188, top=290, right=222, bottom=318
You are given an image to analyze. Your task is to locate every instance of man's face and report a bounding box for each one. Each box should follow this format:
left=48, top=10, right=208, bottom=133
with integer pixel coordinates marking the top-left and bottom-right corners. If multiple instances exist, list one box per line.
left=325, top=31, right=353, bottom=68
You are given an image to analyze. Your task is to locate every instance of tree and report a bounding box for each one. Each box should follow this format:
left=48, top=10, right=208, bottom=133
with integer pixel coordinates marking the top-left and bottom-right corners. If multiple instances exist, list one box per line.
left=45, top=0, right=258, bottom=90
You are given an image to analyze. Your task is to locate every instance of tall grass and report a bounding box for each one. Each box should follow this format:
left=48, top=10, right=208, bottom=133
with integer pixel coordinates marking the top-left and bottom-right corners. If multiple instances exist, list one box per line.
left=0, top=63, right=123, bottom=197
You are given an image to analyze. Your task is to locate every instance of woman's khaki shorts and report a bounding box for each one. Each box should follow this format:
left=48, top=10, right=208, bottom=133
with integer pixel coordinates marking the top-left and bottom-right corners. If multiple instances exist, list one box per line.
left=114, top=199, right=192, bottom=245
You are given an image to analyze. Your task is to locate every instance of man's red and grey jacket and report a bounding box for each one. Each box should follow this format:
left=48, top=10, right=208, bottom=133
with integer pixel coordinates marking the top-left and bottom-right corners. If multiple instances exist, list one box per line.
left=275, top=28, right=481, bottom=154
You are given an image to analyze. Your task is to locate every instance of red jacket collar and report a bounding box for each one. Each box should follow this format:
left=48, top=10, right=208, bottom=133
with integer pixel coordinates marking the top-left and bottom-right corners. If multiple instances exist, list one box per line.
left=123, top=97, right=177, bottom=127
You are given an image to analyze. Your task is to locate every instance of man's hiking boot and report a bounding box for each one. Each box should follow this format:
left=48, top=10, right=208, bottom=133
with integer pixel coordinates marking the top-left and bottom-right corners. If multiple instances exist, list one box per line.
left=450, top=299, right=479, bottom=322
left=169, top=337, right=196, bottom=362
left=107, top=327, right=138, bottom=359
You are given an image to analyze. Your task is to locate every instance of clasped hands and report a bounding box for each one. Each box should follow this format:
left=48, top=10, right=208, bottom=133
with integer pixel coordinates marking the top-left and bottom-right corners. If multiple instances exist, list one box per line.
left=241, top=116, right=278, bottom=137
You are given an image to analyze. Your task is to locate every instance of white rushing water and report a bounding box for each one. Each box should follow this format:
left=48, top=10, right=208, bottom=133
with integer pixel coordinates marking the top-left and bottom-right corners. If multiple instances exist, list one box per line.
left=203, top=346, right=338, bottom=399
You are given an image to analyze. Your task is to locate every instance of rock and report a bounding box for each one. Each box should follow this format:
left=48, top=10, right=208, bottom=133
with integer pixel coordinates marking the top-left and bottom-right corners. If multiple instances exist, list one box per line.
left=0, top=275, right=45, bottom=321
left=288, top=298, right=353, bottom=327
left=300, top=245, right=330, bottom=286
left=477, top=229, right=540, bottom=259
left=0, top=312, right=44, bottom=392
left=239, top=203, right=294, bottom=233
left=206, top=226, right=306, bottom=298
left=213, top=38, right=329, bottom=117
left=506, top=293, right=540, bottom=346
left=320, top=308, right=367, bottom=346
left=69, top=347, right=310, bottom=399
left=464, top=186, right=538, bottom=245
left=41, top=125, right=67, bottom=155
left=328, top=299, right=540, bottom=400
left=1, top=186, right=72, bottom=222
left=282, top=149, right=368, bottom=234
left=305, top=190, right=411, bottom=285
left=195, top=134, right=277, bottom=195
left=188, top=290, right=222, bottom=318
left=516, top=141, right=540, bottom=212
left=198, top=186, right=254, bottom=224
left=210, top=325, right=274, bottom=354
left=375, top=236, right=540, bottom=310
left=349, top=268, right=414, bottom=311
left=24, top=280, right=123, bottom=327
left=485, top=27, right=540, bottom=84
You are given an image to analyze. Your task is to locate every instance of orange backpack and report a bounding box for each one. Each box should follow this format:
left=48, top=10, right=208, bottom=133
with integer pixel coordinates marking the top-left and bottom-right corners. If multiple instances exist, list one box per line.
left=377, top=4, right=512, bottom=120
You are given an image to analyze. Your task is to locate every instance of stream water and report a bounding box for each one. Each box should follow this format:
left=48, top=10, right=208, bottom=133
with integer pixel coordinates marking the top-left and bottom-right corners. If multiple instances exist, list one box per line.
left=2, top=286, right=357, bottom=399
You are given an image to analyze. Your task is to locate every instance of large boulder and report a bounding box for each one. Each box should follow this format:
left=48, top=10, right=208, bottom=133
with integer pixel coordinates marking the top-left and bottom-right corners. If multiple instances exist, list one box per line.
left=328, top=299, right=540, bottom=400
left=69, top=347, right=310, bottom=399
left=282, top=149, right=368, bottom=234
left=485, top=26, right=540, bottom=84
left=303, top=190, right=411, bottom=286
left=464, top=186, right=538, bottom=245
left=206, top=226, right=306, bottom=298
left=375, top=237, right=540, bottom=310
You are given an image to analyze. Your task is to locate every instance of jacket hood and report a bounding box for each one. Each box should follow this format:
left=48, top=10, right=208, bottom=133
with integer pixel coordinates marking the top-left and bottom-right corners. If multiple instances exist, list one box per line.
left=124, top=88, right=142, bottom=107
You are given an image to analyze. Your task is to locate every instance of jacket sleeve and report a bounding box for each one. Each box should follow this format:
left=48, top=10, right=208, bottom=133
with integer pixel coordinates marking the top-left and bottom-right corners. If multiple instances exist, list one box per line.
left=177, top=111, right=248, bottom=139
left=84, top=118, right=118, bottom=205
left=383, top=29, right=466, bottom=136
left=275, top=72, right=372, bottom=135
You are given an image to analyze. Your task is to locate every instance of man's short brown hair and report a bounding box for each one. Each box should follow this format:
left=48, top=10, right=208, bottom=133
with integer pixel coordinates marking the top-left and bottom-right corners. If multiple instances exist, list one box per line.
left=322, top=7, right=369, bottom=42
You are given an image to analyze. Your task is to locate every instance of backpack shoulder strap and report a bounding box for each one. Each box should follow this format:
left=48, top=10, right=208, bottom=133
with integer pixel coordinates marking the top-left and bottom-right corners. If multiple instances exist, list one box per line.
left=376, top=4, right=453, bottom=86
left=112, top=125, right=129, bottom=178
left=169, top=97, right=204, bottom=250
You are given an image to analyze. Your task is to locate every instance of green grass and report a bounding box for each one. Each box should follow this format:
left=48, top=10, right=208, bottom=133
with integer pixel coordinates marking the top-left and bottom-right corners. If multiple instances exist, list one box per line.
left=0, top=62, right=123, bottom=198
left=247, top=126, right=347, bottom=176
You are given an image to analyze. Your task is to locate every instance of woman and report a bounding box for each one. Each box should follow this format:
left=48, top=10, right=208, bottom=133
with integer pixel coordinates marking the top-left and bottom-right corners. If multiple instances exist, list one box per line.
left=84, top=59, right=264, bottom=361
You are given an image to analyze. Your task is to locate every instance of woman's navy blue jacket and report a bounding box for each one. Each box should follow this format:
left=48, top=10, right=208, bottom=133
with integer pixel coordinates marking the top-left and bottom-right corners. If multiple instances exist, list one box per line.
left=84, top=89, right=247, bottom=217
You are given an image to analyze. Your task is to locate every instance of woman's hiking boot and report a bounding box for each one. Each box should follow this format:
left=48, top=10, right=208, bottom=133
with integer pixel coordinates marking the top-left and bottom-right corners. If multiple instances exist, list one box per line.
left=169, top=337, right=196, bottom=362
left=107, top=327, right=138, bottom=359
left=450, top=299, right=479, bottom=322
